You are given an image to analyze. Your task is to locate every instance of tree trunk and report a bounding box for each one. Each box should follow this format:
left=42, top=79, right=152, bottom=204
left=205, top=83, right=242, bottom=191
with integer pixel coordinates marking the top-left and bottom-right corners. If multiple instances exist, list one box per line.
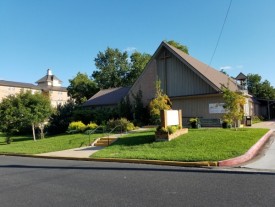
left=39, top=123, right=45, bottom=139
left=6, top=136, right=12, bottom=144
left=32, top=123, right=36, bottom=141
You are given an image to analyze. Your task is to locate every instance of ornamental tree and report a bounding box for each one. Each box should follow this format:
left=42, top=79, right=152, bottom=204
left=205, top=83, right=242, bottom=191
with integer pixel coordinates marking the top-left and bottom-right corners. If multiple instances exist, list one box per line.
left=149, top=80, right=172, bottom=124
left=222, top=87, right=246, bottom=130
left=0, top=91, right=52, bottom=142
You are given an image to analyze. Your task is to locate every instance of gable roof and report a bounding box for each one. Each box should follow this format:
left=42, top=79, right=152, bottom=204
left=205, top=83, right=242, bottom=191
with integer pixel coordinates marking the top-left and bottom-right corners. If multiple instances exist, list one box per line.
left=82, top=87, right=131, bottom=107
left=155, top=41, right=239, bottom=92
left=36, top=74, right=62, bottom=84
left=235, top=72, right=247, bottom=80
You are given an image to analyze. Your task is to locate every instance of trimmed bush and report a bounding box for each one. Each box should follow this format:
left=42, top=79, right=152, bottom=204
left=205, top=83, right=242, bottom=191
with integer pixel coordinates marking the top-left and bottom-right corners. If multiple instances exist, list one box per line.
left=107, top=118, right=135, bottom=132
left=68, top=121, right=86, bottom=133
left=86, top=122, right=98, bottom=130
left=167, top=125, right=180, bottom=134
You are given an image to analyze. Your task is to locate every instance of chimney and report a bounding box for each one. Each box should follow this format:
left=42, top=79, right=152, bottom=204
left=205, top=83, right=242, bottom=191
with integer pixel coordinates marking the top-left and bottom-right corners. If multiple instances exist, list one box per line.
left=47, top=69, right=53, bottom=76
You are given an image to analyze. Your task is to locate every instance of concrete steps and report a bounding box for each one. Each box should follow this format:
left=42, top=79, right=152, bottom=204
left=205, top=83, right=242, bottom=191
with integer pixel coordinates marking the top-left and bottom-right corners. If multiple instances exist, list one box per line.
left=93, top=137, right=118, bottom=147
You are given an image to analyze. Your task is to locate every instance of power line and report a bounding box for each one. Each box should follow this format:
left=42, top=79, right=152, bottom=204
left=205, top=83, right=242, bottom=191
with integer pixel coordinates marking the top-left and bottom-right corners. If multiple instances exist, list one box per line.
left=209, top=0, right=233, bottom=66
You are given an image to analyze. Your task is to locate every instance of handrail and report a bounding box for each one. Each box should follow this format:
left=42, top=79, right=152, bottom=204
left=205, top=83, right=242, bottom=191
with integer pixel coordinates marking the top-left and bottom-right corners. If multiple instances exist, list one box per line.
left=106, top=124, right=126, bottom=146
left=85, top=126, right=106, bottom=146
left=85, top=125, right=127, bottom=146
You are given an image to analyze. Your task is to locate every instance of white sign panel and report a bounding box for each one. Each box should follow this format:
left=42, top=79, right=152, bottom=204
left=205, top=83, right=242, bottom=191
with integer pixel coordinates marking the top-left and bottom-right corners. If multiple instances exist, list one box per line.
left=209, top=103, right=226, bottom=114
left=166, top=110, right=179, bottom=126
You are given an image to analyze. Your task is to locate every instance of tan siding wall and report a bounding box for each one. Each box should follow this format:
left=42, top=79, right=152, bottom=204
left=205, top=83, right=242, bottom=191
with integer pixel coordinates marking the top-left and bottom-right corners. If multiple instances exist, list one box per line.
left=156, top=49, right=216, bottom=97
left=171, top=94, right=225, bottom=119
left=49, top=90, right=70, bottom=107
left=0, top=85, right=69, bottom=107
left=0, top=86, right=40, bottom=102
left=129, top=59, right=157, bottom=106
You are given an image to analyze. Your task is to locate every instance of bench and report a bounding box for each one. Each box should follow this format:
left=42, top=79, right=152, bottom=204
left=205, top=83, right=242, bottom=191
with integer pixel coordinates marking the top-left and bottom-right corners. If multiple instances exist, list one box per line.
left=200, top=118, right=221, bottom=127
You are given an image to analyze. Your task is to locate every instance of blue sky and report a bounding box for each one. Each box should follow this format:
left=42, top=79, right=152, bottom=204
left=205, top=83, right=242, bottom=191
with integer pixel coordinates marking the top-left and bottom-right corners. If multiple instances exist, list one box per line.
left=1, top=0, right=274, bottom=87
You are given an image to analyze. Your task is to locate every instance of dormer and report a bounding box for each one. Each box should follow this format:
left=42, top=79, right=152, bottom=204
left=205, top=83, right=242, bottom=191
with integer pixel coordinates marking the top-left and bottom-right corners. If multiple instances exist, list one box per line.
left=36, top=69, right=62, bottom=87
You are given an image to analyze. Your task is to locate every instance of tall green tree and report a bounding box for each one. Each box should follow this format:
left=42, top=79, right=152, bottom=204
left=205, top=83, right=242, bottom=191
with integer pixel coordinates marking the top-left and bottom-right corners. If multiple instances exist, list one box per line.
left=92, top=48, right=151, bottom=89
left=167, top=40, right=189, bottom=54
left=19, top=91, right=52, bottom=140
left=247, top=73, right=275, bottom=99
left=92, top=47, right=130, bottom=89
left=67, top=72, right=99, bottom=104
left=126, top=52, right=151, bottom=86
left=0, top=95, right=24, bottom=143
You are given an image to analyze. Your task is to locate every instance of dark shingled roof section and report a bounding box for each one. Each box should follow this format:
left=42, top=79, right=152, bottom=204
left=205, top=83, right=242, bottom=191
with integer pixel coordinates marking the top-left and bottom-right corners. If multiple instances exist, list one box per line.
left=36, top=75, right=62, bottom=84
left=38, top=85, right=68, bottom=92
left=83, top=87, right=131, bottom=107
left=235, top=72, right=247, bottom=80
left=162, top=41, right=239, bottom=92
left=0, top=80, right=38, bottom=89
left=0, top=80, right=67, bottom=92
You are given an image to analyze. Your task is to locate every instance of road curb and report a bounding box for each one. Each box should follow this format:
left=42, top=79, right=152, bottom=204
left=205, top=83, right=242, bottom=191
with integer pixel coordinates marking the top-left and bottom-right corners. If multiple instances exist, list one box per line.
left=0, top=153, right=218, bottom=167
left=218, top=129, right=274, bottom=167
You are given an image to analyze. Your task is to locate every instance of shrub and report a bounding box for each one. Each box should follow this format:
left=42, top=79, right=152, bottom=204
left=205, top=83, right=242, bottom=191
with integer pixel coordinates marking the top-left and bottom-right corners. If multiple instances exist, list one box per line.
left=67, top=121, right=86, bottom=133
left=189, top=118, right=200, bottom=128
left=86, top=122, right=98, bottom=130
left=107, top=118, right=135, bottom=132
left=156, top=126, right=168, bottom=134
left=167, top=125, right=180, bottom=134
left=156, top=125, right=181, bottom=134
left=47, top=101, right=75, bottom=135
left=222, top=119, right=232, bottom=129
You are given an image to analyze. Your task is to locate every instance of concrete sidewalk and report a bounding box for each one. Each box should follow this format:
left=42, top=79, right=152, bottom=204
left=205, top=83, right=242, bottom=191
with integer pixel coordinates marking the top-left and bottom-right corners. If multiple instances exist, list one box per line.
left=249, top=119, right=275, bottom=130
left=241, top=120, right=275, bottom=170
left=38, top=146, right=104, bottom=158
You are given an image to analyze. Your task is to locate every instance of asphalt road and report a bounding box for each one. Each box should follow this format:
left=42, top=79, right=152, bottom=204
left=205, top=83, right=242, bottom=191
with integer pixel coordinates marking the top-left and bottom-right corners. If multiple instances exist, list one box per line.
left=1, top=156, right=275, bottom=207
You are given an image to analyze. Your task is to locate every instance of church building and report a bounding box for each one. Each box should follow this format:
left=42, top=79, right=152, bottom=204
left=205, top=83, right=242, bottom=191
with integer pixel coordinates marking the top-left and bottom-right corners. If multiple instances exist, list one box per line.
left=84, top=41, right=261, bottom=125
left=129, top=41, right=258, bottom=125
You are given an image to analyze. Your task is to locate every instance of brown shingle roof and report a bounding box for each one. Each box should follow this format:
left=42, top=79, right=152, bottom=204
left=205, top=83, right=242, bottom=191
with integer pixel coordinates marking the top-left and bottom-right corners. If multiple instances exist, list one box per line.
left=83, top=87, right=131, bottom=107
left=161, top=41, right=239, bottom=92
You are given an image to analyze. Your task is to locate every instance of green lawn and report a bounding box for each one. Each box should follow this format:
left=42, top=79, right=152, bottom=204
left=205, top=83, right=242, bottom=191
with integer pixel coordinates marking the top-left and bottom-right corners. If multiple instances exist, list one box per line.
left=0, top=133, right=101, bottom=154
left=91, top=128, right=269, bottom=161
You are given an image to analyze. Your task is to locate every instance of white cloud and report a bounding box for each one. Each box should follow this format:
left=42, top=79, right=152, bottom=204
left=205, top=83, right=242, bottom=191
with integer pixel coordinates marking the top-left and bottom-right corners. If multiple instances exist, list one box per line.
left=236, top=65, right=243, bottom=69
left=220, top=66, right=232, bottom=70
left=124, top=47, right=137, bottom=53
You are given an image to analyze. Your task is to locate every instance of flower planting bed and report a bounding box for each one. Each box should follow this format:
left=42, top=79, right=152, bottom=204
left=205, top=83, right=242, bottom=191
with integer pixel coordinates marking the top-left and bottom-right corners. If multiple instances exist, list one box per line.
left=155, top=128, right=188, bottom=141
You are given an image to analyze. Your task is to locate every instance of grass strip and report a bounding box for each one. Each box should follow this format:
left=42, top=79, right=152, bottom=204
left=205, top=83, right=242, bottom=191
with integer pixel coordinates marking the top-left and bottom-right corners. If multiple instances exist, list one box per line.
left=0, top=133, right=101, bottom=154
left=91, top=128, right=269, bottom=162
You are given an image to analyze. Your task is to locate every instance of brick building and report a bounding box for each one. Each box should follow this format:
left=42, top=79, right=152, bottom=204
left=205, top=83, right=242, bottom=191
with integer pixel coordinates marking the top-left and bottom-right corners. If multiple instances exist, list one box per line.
left=0, top=69, right=70, bottom=107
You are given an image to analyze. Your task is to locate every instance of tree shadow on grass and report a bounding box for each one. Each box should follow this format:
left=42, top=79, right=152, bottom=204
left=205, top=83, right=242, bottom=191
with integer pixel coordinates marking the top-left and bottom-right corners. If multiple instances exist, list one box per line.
left=11, top=137, right=33, bottom=143
left=112, top=133, right=155, bottom=146
left=0, top=136, right=33, bottom=145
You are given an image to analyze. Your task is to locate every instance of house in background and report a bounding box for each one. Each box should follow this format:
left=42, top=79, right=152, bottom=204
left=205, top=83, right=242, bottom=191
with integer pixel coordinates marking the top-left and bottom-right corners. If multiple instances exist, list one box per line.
left=84, top=41, right=265, bottom=125
left=0, top=69, right=70, bottom=107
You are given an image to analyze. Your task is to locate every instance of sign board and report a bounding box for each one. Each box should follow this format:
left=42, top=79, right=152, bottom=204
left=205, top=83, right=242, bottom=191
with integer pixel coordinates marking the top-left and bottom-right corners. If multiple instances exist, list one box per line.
left=209, top=103, right=226, bottom=114
left=166, top=110, right=180, bottom=126
left=160, top=110, right=182, bottom=128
